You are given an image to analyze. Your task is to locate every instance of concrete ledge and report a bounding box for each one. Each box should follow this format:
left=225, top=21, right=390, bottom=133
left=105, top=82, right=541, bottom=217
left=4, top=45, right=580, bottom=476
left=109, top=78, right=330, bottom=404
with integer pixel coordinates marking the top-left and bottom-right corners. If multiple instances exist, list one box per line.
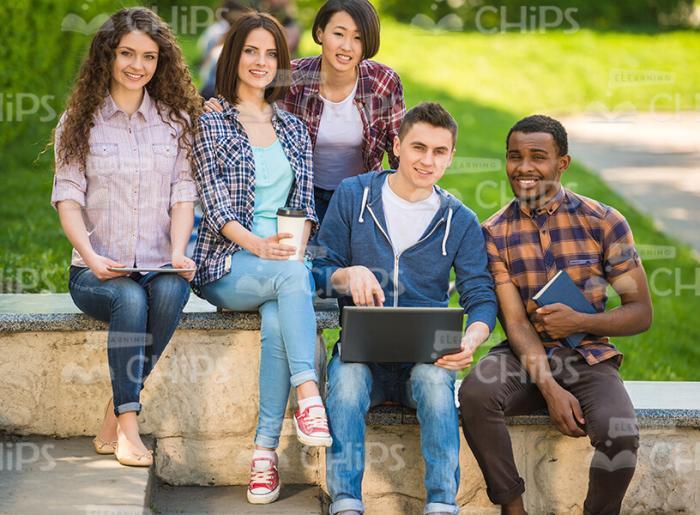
left=0, top=293, right=339, bottom=332
left=367, top=381, right=700, bottom=429
left=2, top=294, right=699, bottom=514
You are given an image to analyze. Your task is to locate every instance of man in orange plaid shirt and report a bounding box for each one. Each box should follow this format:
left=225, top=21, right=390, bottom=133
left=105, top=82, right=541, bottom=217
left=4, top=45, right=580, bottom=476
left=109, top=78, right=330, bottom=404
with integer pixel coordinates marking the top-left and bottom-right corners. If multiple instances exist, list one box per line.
left=459, top=115, right=653, bottom=515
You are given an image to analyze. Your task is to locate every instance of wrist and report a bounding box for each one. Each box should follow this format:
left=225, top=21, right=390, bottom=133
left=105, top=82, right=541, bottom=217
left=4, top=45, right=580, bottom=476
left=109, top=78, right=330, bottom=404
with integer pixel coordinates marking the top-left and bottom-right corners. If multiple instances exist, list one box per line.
left=243, top=234, right=263, bottom=255
left=574, top=311, right=592, bottom=333
left=82, top=250, right=99, bottom=265
left=537, top=378, right=561, bottom=400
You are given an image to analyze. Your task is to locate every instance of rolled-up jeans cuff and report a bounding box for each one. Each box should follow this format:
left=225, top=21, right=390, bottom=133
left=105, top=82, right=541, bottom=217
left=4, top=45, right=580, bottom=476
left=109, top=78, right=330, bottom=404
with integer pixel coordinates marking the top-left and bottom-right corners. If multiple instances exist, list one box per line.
left=330, top=497, right=364, bottom=514
left=425, top=502, right=459, bottom=514
left=115, top=401, right=141, bottom=416
left=290, top=369, right=318, bottom=387
left=488, top=477, right=526, bottom=505
left=254, top=433, right=279, bottom=450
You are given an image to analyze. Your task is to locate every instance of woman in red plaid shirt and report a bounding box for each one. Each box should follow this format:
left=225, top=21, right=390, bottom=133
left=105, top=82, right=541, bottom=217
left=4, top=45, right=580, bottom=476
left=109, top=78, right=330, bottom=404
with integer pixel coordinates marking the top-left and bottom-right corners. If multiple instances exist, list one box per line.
left=207, top=0, right=406, bottom=222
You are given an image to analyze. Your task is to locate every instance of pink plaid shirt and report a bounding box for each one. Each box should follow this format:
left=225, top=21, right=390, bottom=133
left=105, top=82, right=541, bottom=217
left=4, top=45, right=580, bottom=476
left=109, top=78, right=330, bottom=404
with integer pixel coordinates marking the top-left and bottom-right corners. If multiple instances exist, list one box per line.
left=51, top=90, right=198, bottom=268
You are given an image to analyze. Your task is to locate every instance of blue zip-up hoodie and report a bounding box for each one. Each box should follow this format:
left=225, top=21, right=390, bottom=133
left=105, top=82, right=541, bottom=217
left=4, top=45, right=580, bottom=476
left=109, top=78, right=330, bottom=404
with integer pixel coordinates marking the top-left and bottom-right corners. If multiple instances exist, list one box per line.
left=312, top=170, right=497, bottom=331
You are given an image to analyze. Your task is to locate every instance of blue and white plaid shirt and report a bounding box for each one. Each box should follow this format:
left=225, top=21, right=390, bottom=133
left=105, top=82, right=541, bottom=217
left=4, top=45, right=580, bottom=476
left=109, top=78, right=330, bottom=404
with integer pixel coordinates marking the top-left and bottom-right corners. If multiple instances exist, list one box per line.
left=192, top=96, right=318, bottom=289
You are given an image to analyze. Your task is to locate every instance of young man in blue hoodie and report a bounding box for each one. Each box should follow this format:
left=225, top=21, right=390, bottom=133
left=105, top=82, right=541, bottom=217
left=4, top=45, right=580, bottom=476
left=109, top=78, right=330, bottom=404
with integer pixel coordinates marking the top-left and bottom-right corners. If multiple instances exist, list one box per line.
left=313, top=102, right=498, bottom=515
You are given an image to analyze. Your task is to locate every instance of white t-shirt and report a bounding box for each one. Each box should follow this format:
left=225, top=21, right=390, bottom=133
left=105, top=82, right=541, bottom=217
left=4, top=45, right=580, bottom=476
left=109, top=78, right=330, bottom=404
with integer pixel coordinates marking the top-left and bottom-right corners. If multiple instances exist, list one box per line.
left=313, top=80, right=364, bottom=190
left=381, top=178, right=441, bottom=254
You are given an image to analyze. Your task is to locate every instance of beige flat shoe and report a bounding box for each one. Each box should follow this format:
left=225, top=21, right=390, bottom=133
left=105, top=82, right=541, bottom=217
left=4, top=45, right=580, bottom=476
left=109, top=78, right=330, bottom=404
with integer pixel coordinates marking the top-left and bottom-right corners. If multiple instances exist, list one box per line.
left=93, top=399, right=117, bottom=455
left=115, top=443, right=153, bottom=467
left=92, top=436, right=117, bottom=455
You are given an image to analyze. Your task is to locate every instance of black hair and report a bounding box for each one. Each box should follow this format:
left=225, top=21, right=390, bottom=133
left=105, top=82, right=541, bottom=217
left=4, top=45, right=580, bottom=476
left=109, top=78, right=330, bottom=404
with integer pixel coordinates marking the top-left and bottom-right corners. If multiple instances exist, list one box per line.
left=398, top=102, right=458, bottom=147
left=312, top=0, right=380, bottom=60
left=506, top=114, right=568, bottom=156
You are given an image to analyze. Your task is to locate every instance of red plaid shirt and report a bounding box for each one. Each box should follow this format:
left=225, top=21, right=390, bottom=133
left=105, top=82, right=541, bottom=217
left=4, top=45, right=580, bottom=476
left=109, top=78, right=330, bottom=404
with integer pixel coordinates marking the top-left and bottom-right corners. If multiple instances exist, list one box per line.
left=482, top=188, right=642, bottom=365
left=279, top=55, right=405, bottom=178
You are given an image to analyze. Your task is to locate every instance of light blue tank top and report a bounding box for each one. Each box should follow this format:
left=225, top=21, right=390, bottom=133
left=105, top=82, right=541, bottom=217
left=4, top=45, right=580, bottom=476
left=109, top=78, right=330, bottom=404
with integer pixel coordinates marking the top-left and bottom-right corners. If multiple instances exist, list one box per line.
left=251, top=140, right=294, bottom=238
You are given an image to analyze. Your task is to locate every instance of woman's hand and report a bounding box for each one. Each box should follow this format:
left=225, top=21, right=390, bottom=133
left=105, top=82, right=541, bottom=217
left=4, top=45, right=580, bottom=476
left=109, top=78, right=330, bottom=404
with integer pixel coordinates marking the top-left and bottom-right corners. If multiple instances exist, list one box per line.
left=84, top=253, right=129, bottom=281
left=172, top=253, right=196, bottom=282
left=204, top=98, right=224, bottom=113
left=250, top=233, right=296, bottom=260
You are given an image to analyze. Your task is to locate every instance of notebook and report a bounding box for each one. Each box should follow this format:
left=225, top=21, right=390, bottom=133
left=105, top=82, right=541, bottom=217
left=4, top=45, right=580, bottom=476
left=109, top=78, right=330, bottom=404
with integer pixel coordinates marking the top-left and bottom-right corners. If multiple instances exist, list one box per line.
left=532, top=269, right=597, bottom=348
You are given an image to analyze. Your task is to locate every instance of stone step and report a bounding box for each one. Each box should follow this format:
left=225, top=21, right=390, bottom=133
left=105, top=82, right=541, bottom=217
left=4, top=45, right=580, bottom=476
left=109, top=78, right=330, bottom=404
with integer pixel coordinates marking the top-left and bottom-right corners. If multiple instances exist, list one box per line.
left=0, top=436, right=152, bottom=515
left=151, top=483, right=325, bottom=514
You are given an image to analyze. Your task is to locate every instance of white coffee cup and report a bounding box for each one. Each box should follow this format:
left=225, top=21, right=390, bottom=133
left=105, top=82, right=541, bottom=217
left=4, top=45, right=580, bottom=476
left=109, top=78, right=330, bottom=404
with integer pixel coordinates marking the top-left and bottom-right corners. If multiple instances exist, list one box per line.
left=277, top=207, right=306, bottom=261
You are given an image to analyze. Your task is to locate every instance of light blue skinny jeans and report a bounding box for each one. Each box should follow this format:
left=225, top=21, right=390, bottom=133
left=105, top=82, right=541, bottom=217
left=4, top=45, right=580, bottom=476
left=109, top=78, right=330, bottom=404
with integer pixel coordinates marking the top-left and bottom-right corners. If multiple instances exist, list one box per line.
left=199, top=250, right=318, bottom=449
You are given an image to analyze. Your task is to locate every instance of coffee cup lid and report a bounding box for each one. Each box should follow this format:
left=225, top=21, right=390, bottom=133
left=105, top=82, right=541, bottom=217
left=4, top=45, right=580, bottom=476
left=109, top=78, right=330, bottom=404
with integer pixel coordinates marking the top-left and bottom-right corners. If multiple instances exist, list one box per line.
left=277, top=207, right=306, bottom=217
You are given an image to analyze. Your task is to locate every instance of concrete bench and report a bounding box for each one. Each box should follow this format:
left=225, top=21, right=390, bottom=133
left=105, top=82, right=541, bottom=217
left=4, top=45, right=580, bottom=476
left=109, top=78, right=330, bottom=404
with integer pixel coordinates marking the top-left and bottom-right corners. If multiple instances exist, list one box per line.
left=1, top=294, right=698, bottom=514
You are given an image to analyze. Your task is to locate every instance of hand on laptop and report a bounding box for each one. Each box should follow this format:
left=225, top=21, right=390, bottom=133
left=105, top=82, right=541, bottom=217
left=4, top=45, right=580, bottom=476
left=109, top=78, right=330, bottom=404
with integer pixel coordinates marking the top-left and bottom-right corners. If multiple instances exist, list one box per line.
left=435, top=321, right=490, bottom=371
left=345, top=266, right=385, bottom=307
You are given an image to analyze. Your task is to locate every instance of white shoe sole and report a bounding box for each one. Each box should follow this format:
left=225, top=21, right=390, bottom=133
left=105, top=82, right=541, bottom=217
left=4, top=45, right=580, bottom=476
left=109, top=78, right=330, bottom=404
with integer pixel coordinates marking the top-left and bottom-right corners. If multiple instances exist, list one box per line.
left=247, top=482, right=281, bottom=504
left=293, top=417, right=333, bottom=447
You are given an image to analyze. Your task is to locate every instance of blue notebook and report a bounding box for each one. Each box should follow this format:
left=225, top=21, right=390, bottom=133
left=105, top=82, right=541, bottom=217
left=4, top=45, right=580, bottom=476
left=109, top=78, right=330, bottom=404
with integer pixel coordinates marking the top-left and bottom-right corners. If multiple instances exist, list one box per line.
left=532, top=269, right=597, bottom=348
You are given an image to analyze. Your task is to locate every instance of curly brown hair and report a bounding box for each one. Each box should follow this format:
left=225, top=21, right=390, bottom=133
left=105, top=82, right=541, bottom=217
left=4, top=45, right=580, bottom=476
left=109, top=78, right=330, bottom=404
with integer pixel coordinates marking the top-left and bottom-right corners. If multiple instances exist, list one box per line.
left=54, top=7, right=202, bottom=169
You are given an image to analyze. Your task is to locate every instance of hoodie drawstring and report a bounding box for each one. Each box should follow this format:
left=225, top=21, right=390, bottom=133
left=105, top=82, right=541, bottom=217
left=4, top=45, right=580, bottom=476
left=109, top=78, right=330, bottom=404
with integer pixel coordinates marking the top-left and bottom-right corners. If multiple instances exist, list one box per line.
left=441, top=208, right=453, bottom=256
left=358, top=186, right=369, bottom=223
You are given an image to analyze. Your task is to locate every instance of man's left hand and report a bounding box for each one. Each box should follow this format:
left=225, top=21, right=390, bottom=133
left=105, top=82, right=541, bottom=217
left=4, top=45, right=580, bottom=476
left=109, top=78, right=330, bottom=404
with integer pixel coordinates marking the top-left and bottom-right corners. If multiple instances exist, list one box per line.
left=531, top=303, right=583, bottom=340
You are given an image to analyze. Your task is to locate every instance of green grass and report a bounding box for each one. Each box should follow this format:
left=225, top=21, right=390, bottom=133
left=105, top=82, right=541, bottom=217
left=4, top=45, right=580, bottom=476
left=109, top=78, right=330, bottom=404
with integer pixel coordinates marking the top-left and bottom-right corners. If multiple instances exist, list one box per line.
left=3, top=23, right=700, bottom=380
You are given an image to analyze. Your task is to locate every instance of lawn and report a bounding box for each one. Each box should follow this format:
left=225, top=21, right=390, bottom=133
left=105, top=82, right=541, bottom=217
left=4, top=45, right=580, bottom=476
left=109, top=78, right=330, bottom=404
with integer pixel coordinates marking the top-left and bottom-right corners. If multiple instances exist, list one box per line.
left=2, top=20, right=699, bottom=380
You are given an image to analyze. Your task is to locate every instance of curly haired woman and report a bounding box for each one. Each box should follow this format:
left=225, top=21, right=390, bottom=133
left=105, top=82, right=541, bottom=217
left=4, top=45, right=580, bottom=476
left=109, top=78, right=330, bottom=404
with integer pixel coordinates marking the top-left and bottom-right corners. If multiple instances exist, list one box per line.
left=51, top=7, right=202, bottom=467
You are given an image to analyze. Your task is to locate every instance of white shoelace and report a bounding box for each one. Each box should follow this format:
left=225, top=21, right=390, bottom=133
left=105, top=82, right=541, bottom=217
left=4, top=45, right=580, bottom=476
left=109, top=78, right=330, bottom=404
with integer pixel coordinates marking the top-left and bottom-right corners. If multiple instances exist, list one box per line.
left=250, top=459, right=276, bottom=485
left=303, top=406, right=329, bottom=431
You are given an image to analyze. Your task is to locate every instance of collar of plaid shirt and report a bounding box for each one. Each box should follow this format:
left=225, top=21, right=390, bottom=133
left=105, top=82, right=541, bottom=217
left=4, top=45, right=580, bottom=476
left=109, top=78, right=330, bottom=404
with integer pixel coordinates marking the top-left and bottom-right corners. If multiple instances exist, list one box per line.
left=217, top=95, right=285, bottom=125
left=292, top=55, right=377, bottom=105
left=517, top=185, right=566, bottom=218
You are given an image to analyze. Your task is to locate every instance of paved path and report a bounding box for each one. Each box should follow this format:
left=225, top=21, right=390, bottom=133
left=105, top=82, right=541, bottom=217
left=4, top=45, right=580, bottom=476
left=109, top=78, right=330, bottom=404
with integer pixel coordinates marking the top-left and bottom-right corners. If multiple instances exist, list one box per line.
left=0, top=437, right=150, bottom=515
left=562, top=113, right=700, bottom=257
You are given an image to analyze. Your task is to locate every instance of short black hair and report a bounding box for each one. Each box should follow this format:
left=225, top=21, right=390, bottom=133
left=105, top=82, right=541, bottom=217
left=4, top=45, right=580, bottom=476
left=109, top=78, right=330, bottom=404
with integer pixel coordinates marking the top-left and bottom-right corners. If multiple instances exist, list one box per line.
left=398, top=102, right=458, bottom=148
left=506, top=115, right=568, bottom=156
left=312, top=0, right=380, bottom=60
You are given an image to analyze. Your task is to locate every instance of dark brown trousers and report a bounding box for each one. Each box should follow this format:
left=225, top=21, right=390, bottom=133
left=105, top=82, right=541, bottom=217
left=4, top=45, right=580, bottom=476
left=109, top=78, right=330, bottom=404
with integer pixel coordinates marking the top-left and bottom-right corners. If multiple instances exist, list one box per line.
left=458, top=344, right=639, bottom=515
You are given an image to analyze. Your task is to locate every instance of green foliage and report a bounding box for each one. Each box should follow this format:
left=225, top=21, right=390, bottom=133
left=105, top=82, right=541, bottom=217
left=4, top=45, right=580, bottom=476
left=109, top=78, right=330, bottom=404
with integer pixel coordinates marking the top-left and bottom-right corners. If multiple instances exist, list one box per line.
left=0, top=1, right=139, bottom=149
left=379, top=0, right=696, bottom=31
left=2, top=7, right=699, bottom=380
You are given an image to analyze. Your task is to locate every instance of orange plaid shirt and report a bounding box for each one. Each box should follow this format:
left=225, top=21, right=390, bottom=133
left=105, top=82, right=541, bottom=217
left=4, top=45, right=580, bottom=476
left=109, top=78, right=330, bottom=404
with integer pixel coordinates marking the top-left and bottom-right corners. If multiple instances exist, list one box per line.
left=482, top=187, right=641, bottom=365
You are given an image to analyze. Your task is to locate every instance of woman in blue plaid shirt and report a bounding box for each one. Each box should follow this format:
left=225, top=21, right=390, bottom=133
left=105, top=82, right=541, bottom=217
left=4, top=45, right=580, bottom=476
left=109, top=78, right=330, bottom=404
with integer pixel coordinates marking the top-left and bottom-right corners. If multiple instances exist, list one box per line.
left=191, top=13, right=331, bottom=505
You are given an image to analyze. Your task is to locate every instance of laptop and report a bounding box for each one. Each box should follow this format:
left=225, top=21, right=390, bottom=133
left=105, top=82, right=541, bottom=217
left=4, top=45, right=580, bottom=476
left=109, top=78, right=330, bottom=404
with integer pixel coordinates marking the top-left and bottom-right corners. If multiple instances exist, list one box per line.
left=340, top=306, right=464, bottom=363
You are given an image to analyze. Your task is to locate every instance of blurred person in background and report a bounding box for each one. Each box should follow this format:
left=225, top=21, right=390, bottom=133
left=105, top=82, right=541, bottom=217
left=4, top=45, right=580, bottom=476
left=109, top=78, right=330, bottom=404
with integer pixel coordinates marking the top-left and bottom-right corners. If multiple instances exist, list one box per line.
left=199, top=1, right=250, bottom=99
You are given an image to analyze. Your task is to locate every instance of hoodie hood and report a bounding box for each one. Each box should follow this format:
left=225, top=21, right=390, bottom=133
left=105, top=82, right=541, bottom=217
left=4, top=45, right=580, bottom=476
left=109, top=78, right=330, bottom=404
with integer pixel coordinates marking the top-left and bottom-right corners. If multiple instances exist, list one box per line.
left=356, top=170, right=456, bottom=255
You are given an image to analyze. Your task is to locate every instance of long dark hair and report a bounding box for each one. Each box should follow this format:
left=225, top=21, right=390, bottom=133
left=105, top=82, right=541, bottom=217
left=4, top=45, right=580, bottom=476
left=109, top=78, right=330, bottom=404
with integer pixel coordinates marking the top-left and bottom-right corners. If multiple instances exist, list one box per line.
left=215, top=11, right=291, bottom=105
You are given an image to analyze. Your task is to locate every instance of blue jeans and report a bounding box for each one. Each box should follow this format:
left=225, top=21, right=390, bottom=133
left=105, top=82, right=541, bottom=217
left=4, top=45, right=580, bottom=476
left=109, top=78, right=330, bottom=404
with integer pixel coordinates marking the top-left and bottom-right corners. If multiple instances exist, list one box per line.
left=325, top=354, right=460, bottom=515
left=68, top=266, right=190, bottom=416
left=199, top=250, right=318, bottom=449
